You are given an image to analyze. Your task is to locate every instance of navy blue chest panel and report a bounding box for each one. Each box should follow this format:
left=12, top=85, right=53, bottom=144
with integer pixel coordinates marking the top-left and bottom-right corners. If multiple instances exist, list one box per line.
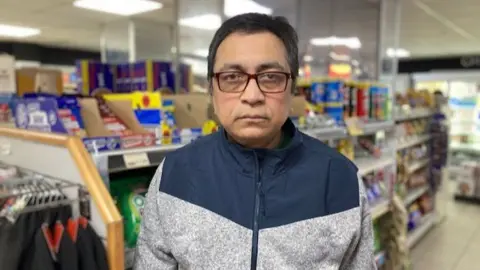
left=159, top=148, right=360, bottom=230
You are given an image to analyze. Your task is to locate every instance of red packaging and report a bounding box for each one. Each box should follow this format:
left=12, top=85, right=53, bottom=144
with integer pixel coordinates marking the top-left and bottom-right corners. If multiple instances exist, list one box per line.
left=356, top=83, right=369, bottom=120
left=121, top=133, right=156, bottom=149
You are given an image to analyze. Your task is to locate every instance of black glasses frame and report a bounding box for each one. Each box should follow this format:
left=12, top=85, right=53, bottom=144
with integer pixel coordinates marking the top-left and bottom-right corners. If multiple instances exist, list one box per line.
left=213, top=71, right=292, bottom=93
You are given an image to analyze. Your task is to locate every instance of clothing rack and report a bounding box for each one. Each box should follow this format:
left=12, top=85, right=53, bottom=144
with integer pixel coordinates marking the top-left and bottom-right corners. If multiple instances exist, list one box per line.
left=0, top=128, right=124, bottom=270
left=0, top=174, right=89, bottom=218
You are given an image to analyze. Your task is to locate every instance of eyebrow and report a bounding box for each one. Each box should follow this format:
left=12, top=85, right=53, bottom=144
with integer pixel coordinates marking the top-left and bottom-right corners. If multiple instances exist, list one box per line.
left=217, top=62, right=288, bottom=73
left=256, top=62, right=287, bottom=72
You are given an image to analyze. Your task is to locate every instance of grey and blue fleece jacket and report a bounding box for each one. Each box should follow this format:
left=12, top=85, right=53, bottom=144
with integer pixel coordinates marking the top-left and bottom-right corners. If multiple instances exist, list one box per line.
left=134, top=119, right=376, bottom=270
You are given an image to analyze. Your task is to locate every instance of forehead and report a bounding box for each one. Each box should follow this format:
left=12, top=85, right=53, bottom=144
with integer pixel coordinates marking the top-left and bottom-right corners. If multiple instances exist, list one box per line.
left=214, top=32, right=289, bottom=71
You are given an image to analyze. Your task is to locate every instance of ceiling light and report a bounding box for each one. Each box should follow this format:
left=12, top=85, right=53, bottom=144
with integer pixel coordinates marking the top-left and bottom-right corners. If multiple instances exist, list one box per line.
left=386, top=48, right=410, bottom=58
left=73, top=0, right=162, bottom=16
left=303, top=55, right=313, bottom=62
left=310, top=36, right=361, bottom=49
left=224, top=0, right=272, bottom=17
left=179, top=14, right=222, bottom=30
left=0, top=24, right=40, bottom=38
left=194, top=49, right=209, bottom=57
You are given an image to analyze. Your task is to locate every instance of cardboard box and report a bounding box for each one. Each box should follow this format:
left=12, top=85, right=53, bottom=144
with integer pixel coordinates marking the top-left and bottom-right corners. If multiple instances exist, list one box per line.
left=115, top=63, right=132, bottom=93
left=16, top=68, right=63, bottom=96
left=76, top=60, right=115, bottom=96
left=131, top=61, right=174, bottom=94
left=0, top=54, right=16, bottom=94
left=177, top=63, right=193, bottom=94
left=290, top=96, right=306, bottom=117
left=79, top=98, right=156, bottom=150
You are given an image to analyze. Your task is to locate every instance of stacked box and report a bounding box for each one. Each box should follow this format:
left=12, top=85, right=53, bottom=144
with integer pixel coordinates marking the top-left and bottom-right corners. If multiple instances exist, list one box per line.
left=76, top=60, right=115, bottom=96
left=177, top=63, right=193, bottom=93
left=115, top=63, right=132, bottom=93
left=130, top=61, right=174, bottom=94
left=324, top=80, right=344, bottom=124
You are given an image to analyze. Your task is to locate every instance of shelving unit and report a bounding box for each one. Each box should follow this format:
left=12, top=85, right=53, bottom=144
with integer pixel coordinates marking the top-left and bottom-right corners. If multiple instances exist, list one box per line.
left=407, top=213, right=436, bottom=249
left=0, top=128, right=124, bottom=270
left=388, top=106, right=438, bottom=268
left=371, top=199, right=391, bottom=220
left=449, top=142, right=480, bottom=204
left=397, top=134, right=431, bottom=151
left=406, top=158, right=430, bottom=174
left=404, top=186, right=429, bottom=206
left=356, top=156, right=396, bottom=176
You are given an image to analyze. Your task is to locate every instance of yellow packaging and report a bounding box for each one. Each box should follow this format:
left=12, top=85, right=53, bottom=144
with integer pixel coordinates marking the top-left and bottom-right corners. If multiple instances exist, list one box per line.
left=103, top=92, right=162, bottom=109
left=202, top=120, right=219, bottom=135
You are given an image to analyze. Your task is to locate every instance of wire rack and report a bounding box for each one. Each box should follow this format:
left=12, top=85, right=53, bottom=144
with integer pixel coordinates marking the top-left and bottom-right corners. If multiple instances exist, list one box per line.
left=0, top=172, right=90, bottom=218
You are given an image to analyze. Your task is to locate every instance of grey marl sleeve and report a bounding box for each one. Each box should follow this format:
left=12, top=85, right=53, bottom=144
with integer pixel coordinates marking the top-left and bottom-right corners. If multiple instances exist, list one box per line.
left=134, top=160, right=177, bottom=270
left=340, top=174, right=377, bottom=270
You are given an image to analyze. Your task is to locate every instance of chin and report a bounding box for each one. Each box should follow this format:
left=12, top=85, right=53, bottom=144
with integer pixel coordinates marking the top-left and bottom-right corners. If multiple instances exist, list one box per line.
left=233, top=126, right=269, bottom=140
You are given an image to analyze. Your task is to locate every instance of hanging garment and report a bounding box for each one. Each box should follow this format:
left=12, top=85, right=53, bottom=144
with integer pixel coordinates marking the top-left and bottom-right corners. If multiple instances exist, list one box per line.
left=68, top=218, right=98, bottom=270
left=20, top=224, right=56, bottom=270
left=80, top=217, right=109, bottom=270
left=21, top=222, right=80, bottom=270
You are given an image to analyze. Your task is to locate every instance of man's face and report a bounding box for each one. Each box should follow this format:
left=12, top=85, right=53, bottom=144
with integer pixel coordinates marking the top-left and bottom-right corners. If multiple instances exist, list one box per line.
left=212, top=32, right=292, bottom=144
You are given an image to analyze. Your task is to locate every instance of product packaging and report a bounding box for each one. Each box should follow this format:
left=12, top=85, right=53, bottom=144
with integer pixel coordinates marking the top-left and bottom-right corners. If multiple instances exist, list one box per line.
left=76, top=60, right=115, bottom=96
left=356, top=82, right=370, bottom=121
left=324, top=79, right=344, bottom=124
left=79, top=98, right=156, bottom=151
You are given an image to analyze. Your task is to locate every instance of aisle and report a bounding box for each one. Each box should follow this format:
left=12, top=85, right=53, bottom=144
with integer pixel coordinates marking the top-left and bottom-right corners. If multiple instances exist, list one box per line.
left=410, top=183, right=480, bottom=270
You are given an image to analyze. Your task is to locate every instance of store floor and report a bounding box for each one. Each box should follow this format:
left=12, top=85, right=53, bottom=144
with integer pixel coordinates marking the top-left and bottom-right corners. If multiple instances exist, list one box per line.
left=410, top=181, right=480, bottom=270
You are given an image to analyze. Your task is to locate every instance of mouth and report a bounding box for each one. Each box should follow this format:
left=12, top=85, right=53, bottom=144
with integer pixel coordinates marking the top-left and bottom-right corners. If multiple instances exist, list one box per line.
left=238, top=115, right=268, bottom=120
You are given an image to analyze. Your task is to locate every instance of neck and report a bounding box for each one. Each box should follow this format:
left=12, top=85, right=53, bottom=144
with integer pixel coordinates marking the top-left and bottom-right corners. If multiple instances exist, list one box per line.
left=228, top=131, right=283, bottom=149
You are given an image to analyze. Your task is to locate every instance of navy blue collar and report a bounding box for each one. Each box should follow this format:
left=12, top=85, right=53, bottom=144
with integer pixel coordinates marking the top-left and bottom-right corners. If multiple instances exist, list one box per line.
left=217, top=118, right=303, bottom=176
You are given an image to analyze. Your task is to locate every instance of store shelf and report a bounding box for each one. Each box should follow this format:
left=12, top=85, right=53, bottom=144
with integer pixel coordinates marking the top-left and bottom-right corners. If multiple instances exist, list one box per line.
left=394, top=108, right=434, bottom=122
left=397, top=135, right=431, bottom=150
left=371, top=199, right=390, bottom=220
left=404, top=186, right=429, bottom=205
left=355, top=156, right=395, bottom=176
left=375, top=250, right=386, bottom=267
left=406, top=158, right=430, bottom=174
left=361, top=120, right=395, bottom=135
left=93, top=144, right=186, bottom=173
left=407, top=213, right=436, bottom=249
left=301, top=126, right=348, bottom=140
left=449, top=142, right=480, bottom=155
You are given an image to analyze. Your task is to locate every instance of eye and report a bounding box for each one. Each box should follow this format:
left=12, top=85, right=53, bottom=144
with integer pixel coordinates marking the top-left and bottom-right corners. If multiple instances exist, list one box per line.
left=219, top=72, right=245, bottom=82
left=258, top=72, right=285, bottom=82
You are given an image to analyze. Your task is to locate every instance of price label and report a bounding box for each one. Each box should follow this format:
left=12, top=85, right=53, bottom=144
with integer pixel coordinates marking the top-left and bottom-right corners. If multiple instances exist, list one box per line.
left=123, top=152, right=150, bottom=169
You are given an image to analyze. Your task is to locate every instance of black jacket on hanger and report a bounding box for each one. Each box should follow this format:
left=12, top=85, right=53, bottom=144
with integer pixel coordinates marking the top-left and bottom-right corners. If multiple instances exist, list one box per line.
left=75, top=220, right=98, bottom=270
left=80, top=218, right=109, bottom=270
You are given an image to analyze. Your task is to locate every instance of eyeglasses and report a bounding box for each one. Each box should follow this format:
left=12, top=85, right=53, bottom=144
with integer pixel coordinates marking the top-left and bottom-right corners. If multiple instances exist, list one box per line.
left=213, top=71, right=292, bottom=93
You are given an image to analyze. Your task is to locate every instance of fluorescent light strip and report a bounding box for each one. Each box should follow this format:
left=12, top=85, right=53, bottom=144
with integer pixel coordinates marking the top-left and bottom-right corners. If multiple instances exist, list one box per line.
left=0, top=24, right=40, bottom=38
left=73, top=0, right=163, bottom=16
left=310, top=36, right=361, bottom=49
left=386, top=48, right=410, bottom=58
left=179, top=14, right=222, bottom=30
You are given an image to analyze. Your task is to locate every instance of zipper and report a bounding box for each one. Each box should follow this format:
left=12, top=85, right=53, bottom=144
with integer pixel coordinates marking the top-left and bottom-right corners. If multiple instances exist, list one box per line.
left=250, top=152, right=262, bottom=270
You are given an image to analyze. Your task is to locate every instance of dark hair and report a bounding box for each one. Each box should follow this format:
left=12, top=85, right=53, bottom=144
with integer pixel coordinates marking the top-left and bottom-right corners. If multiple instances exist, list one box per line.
left=207, top=13, right=299, bottom=83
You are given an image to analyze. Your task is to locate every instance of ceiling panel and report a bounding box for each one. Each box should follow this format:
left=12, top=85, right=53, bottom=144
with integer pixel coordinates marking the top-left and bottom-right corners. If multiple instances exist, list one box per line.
left=0, top=0, right=479, bottom=65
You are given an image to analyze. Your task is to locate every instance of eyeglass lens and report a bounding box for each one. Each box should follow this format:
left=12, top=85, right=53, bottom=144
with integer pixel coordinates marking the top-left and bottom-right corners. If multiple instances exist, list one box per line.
left=217, top=72, right=288, bottom=93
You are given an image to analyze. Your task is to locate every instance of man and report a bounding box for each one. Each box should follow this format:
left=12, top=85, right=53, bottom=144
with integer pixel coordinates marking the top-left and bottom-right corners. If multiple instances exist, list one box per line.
left=135, top=13, right=376, bottom=270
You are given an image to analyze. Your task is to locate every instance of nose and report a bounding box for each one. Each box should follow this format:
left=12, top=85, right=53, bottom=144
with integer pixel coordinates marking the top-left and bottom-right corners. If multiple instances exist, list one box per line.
left=240, top=78, right=265, bottom=105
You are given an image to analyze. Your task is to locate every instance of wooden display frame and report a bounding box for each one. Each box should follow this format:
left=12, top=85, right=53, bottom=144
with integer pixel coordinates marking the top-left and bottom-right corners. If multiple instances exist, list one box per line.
left=0, top=127, right=124, bottom=270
